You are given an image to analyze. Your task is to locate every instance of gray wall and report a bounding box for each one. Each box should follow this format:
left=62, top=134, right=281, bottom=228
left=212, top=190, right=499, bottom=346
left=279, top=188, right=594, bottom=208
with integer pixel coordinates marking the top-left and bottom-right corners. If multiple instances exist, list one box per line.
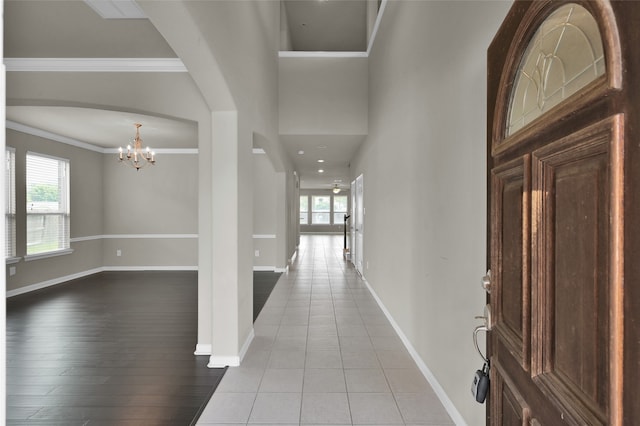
left=6, top=130, right=103, bottom=292
left=6, top=129, right=198, bottom=294
left=351, top=1, right=511, bottom=424
left=102, top=152, right=198, bottom=268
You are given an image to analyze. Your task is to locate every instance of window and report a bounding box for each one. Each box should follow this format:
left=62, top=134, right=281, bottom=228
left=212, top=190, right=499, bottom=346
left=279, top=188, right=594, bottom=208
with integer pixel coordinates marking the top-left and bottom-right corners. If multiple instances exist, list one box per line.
left=333, top=195, right=348, bottom=224
left=300, top=193, right=350, bottom=226
left=507, top=4, right=605, bottom=136
left=26, top=152, right=70, bottom=256
left=5, top=148, right=16, bottom=259
left=300, top=195, right=309, bottom=225
left=311, top=195, right=331, bottom=224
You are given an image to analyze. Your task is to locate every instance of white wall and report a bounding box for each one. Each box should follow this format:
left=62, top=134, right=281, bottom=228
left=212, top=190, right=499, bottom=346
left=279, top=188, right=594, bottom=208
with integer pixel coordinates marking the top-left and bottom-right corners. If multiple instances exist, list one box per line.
left=279, top=56, right=368, bottom=135
left=192, top=0, right=282, bottom=361
left=253, top=151, right=278, bottom=269
left=352, top=1, right=511, bottom=424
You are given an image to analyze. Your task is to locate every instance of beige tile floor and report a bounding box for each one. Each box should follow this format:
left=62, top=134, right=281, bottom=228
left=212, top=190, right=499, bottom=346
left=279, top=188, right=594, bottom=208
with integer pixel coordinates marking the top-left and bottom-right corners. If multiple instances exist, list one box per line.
left=197, top=235, right=454, bottom=425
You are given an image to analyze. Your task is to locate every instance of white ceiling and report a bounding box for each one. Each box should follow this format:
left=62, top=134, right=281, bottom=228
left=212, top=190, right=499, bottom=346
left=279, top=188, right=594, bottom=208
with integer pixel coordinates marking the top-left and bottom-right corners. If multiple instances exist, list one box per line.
left=281, top=134, right=365, bottom=189
left=5, top=0, right=370, bottom=189
left=6, top=106, right=197, bottom=150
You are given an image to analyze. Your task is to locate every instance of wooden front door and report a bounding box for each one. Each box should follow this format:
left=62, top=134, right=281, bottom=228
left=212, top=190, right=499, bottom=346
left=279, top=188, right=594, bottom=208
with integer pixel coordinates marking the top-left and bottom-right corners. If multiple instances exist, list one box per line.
left=487, top=1, right=640, bottom=424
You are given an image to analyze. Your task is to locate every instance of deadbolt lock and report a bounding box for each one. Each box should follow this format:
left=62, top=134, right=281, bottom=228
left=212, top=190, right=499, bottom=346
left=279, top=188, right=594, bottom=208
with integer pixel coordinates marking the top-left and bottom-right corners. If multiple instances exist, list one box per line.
left=481, top=270, right=491, bottom=293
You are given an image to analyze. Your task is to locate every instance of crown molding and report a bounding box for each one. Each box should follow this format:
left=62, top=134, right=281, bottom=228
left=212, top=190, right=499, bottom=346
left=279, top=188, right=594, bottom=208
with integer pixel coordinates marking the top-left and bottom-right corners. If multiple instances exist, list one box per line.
left=4, top=58, right=187, bottom=73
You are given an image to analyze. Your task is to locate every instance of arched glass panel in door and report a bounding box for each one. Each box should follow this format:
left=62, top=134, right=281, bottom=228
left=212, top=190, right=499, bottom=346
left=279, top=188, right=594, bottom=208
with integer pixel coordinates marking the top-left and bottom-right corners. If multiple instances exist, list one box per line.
left=507, top=3, right=605, bottom=136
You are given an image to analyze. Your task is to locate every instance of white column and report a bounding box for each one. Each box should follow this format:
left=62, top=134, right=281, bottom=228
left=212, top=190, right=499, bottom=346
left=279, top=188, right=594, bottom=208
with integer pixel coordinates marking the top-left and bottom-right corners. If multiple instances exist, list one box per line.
left=208, top=110, right=253, bottom=367
left=194, top=117, right=213, bottom=356
left=209, top=110, right=239, bottom=366
left=275, top=171, right=288, bottom=271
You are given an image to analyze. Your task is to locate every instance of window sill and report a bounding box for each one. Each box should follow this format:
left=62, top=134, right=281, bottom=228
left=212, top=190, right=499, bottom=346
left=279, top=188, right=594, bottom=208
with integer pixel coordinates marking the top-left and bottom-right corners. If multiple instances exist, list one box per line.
left=6, top=256, right=21, bottom=265
left=24, top=248, right=74, bottom=262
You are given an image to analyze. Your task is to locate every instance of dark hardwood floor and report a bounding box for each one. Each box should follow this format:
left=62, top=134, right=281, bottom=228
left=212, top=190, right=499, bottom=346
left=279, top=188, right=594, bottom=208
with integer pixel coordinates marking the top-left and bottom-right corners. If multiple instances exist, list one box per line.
left=253, top=271, right=282, bottom=321
left=6, top=271, right=226, bottom=426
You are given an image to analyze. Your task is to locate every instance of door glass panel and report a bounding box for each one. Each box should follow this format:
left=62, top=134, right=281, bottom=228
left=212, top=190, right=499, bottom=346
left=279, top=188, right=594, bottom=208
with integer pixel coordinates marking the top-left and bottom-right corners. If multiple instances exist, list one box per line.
left=507, top=4, right=605, bottom=136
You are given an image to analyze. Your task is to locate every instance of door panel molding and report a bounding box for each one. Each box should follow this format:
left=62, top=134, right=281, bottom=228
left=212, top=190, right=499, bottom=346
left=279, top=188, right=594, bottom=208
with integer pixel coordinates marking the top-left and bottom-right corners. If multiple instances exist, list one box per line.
left=530, top=115, right=624, bottom=425
left=491, top=359, right=532, bottom=426
left=491, top=155, right=531, bottom=371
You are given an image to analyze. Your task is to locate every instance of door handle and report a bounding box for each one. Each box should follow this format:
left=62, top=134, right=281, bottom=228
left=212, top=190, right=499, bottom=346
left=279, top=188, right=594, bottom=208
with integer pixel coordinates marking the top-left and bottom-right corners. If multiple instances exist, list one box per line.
left=473, top=304, right=491, bottom=363
left=474, top=304, right=492, bottom=330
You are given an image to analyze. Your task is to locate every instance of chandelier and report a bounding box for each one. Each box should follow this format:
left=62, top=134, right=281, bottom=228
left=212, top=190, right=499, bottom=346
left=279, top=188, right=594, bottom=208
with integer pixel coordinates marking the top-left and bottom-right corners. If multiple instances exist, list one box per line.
left=332, top=184, right=341, bottom=194
left=118, top=123, right=156, bottom=170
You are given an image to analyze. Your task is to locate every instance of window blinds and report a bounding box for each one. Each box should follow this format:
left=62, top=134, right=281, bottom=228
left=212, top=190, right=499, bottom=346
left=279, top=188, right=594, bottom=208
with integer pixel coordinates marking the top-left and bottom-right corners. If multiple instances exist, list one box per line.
left=26, top=152, right=70, bottom=255
left=5, top=148, right=16, bottom=258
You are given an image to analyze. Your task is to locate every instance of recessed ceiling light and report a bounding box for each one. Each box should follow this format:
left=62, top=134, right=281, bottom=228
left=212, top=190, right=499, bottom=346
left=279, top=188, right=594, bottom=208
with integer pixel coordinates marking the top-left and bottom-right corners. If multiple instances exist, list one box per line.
left=318, top=169, right=324, bottom=173
left=317, top=159, right=325, bottom=163
left=317, top=145, right=327, bottom=149
left=298, top=150, right=304, bottom=155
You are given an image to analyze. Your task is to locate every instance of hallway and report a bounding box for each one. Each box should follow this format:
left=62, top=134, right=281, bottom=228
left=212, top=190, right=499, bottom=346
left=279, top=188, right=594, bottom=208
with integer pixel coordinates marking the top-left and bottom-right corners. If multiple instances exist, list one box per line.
left=197, top=235, right=453, bottom=425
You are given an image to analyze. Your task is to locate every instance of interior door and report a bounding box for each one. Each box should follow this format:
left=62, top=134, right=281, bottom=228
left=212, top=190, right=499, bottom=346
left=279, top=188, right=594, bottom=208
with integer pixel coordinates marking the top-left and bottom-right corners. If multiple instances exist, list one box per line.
left=351, top=178, right=356, bottom=265
left=487, top=2, right=635, bottom=425
left=355, top=174, right=364, bottom=276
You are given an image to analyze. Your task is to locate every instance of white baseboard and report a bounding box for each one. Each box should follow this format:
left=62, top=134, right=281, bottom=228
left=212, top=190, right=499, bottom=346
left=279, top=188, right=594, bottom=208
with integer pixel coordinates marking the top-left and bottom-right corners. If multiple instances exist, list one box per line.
left=362, top=277, right=467, bottom=426
left=6, top=268, right=103, bottom=297
left=207, top=355, right=240, bottom=368
left=300, top=231, right=342, bottom=235
left=194, top=343, right=212, bottom=356
left=102, top=266, right=197, bottom=271
left=7, top=266, right=198, bottom=298
left=207, top=328, right=255, bottom=368
left=239, top=328, right=255, bottom=362
left=254, top=266, right=288, bottom=273
left=253, top=266, right=276, bottom=272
